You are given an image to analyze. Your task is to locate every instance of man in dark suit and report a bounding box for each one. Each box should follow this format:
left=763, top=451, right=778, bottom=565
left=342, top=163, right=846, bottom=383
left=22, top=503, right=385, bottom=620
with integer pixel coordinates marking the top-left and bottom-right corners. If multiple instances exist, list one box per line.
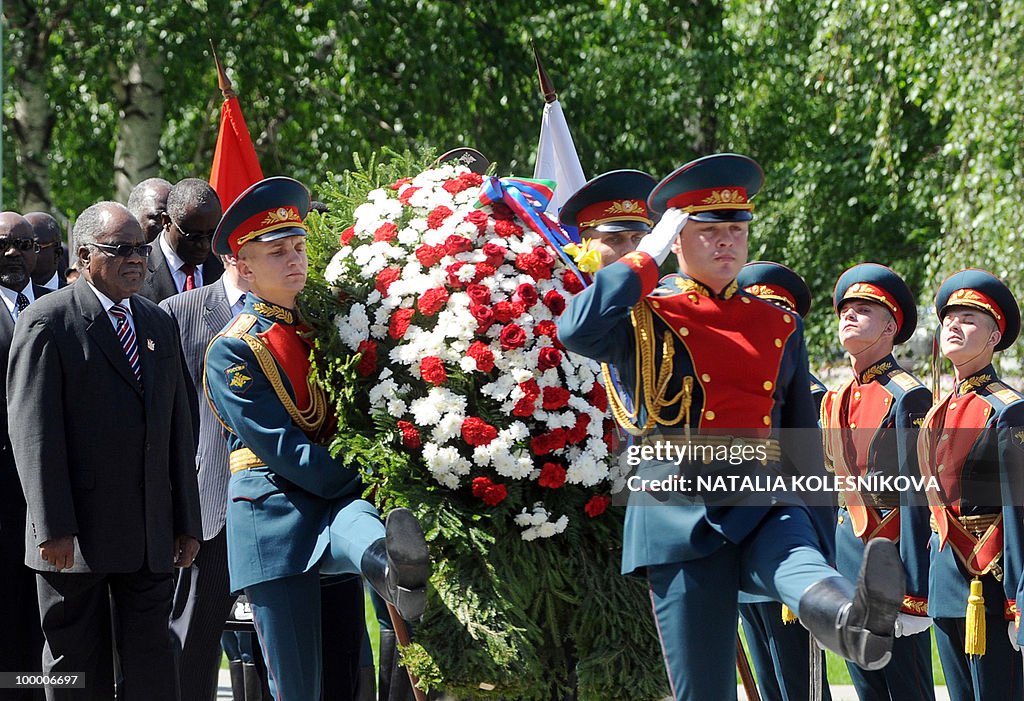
left=139, top=178, right=224, bottom=303
left=25, top=212, right=65, bottom=290
left=7, top=201, right=202, bottom=701
left=127, top=177, right=172, bottom=244
left=0, top=212, right=49, bottom=701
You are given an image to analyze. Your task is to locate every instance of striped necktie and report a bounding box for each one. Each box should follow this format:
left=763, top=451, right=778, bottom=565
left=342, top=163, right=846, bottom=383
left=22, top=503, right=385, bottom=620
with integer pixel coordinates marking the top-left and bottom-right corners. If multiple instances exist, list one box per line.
left=109, top=304, right=142, bottom=384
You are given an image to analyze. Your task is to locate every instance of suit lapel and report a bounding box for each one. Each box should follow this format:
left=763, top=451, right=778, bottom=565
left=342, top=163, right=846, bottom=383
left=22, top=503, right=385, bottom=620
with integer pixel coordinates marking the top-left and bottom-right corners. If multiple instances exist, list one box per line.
left=78, top=281, right=143, bottom=395
left=133, top=299, right=163, bottom=417
left=203, top=281, right=232, bottom=336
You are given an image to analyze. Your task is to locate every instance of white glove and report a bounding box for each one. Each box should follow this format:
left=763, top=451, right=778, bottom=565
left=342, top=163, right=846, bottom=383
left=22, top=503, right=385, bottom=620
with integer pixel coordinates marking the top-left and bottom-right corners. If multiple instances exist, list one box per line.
left=635, top=208, right=688, bottom=266
left=894, top=613, right=932, bottom=637
left=1010, top=621, right=1021, bottom=652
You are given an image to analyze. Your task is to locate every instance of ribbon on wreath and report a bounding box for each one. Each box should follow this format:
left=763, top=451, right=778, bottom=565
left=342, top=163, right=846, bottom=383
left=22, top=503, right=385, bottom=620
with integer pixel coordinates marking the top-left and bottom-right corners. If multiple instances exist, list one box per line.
left=474, top=176, right=591, bottom=285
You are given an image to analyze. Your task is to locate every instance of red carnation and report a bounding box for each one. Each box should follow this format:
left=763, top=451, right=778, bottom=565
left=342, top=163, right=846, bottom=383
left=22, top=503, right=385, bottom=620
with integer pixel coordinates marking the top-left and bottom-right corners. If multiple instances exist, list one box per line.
left=427, top=205, right=454, bottom=230
left=445, top=262, right=470, bottom=288
left=420, top=356, right=447, bottom=385
left=472, top=476, right=492, bottom=498
left=466, top=284, right=491, bottom=306
left=495, top=219, right=523, bottom=238
left=515, top=252, right=552, bottom=281
left=388, top=308, right=415, bottom=340
left=469, top=304, right=494, bottom=332
left=339, top=226, right=356, bottom=245
left=542, top=386, right=571, bottom=411
left=397, top=420, right=421, bottom=449
left=567, top=413, right=591, bottom=444
left=499, top=324, right=527, bottom=351
left=534, top=320, right=558, bottom=339
left=415, top=244, right=444, bottom=268
left=515, top=283, right=539, bottom=308
left=374, top=222, right=398, bottom=242
left=398, top=186, right=419, bottom=205
left=543, top=290, right=566, bottom=315
left=492, top=301, right=523, bottom=324
left=513, top=395, right=536, bottom=417
left=356, top=340, right=378, bottom=377
left=538, top=462, right=567, bottom=489
left=490, top=201, right=514, bottom=221
left=473, top=477, right=508, bottom=507
left=533, top=246, right=555, bottom=267
left=461, top=417, right=498, bottom=447
left=444, top=234, right=473, bottom=255
left=473, top=263, right=496, bottom=282
left=482, top=242, right=507, bottom=266
left=587, top=383, right=609, bottom=412
left=460, top=172, right=484, bottom=187
left=520, top=379, right=541, bottom=401
left=375, top=267, right=402, bottom=295
left=537, top=347, right=562, bottom=371
left=391, top=177, right=412, bottom=191
left=584, top=495, right=610, bottom=518
left=443, top=178, right=471, bottom=195
left=464, top=209, right=489, bottom=234
left=417, top=287, right=449, bottom=316
left=563, top=269, right=585, bottom=294
left=530, top=428, right=568, bottom=456
left=466, top=341, right=495, bottom=373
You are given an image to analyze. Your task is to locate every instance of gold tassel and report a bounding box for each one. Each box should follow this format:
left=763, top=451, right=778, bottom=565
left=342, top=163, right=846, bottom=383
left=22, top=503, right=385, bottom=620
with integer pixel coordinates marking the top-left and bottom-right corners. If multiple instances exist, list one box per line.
left=781, top=604, right=798, bottom=625
left=964, top=577, right=986, bottom=656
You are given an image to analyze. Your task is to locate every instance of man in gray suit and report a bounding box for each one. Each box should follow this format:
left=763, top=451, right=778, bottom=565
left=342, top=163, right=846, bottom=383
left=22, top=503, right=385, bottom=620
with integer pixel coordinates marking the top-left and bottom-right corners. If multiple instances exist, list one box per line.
left=8, top=201, right=202, bottom=701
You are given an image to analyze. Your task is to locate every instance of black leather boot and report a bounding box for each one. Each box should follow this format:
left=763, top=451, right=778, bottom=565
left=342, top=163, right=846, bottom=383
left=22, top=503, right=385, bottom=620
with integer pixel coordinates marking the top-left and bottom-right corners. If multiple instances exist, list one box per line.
left=361, top=508, right=430, bottom=621
left=242, top=662, right=264, bottom=701
left=228, top=660, right=245, bottom=701
left=798, top=538, right=905, bottom=670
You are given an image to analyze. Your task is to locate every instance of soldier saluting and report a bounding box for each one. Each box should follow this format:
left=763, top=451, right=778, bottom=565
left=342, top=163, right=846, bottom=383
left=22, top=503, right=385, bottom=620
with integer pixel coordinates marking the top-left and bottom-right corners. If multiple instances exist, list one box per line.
left=557, top=153, right=906, bottom=700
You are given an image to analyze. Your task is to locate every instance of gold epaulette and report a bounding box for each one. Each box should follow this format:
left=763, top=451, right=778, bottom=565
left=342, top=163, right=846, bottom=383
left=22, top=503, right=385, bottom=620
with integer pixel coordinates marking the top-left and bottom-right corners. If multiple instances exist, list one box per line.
left=889, top=369, right=923, bottom=392
left=987, top=382, right=1024, bottom=406
left=223, top=313, right=258, bottom=338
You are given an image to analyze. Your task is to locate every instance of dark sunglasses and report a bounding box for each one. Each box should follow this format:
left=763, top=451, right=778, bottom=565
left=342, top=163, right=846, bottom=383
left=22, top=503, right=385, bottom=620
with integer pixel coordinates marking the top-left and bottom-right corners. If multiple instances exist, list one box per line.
left=0, top=238, right=41, bottom=252
left=35, top=241, right=60, bottom=250
left=89, top=242, right=152, bottom=258
left=172, top=220, right=214, bottom=242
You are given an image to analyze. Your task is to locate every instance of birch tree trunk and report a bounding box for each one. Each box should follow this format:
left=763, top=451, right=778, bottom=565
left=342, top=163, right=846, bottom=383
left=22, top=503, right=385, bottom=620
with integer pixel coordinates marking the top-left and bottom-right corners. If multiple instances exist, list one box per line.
left=113, top=52, right=165, bottom=202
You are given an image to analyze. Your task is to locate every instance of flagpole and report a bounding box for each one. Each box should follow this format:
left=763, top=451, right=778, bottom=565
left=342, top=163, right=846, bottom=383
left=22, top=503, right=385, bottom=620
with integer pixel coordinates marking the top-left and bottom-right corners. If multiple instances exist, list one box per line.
left=209, top=39, right=236, bottom=100
left=531, top=40, right=557, bottom=104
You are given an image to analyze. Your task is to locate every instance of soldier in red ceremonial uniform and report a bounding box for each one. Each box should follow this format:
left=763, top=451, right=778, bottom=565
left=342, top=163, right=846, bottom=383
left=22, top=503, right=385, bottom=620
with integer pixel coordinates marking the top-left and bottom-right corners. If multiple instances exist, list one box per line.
left=204, top=177, right=430, bottom=701
left=823, top=263, right=935, bottom=700
left=557, top=153, right=907, bottom=700
left=912, top=268, right=1024, bottom=701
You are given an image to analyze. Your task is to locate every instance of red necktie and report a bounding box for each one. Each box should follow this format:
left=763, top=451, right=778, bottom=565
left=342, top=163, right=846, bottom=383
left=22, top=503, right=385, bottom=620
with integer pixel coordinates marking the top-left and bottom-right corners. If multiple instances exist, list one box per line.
left=181, top=264, right=196, bottom=291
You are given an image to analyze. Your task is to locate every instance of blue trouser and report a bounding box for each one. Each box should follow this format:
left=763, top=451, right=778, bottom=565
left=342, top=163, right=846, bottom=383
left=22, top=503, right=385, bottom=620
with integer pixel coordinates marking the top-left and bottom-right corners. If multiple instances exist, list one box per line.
left=646, top=505, right=842, bottom=701
left=934, top=616, right=1023, bottom=701
left=246, top=498, right=383, bottom=701
left=835, top=513, right=935, bottom=701
left=739, top=601, right=832, bottom=701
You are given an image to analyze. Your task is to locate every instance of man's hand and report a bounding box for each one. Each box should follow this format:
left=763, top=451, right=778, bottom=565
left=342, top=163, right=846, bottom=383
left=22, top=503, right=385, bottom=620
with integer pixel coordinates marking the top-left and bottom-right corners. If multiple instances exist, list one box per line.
left=894, top=612, right=932, bottom=637
left=40, top=535, right=75, bottom=570
left=174, top=535, right=200, bottom=568
left=635, top=208, right=689, bottom=266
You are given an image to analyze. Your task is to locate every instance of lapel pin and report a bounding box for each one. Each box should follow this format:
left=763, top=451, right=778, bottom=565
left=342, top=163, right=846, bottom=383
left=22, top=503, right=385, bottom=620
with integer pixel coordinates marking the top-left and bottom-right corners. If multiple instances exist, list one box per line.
left=147, top=339, right=156, bottom=351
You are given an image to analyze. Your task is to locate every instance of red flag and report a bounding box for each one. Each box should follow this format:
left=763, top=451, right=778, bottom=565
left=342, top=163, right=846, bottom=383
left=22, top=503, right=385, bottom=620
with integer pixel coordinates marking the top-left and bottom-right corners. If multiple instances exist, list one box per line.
left=209, top=45, right=263, bottom=210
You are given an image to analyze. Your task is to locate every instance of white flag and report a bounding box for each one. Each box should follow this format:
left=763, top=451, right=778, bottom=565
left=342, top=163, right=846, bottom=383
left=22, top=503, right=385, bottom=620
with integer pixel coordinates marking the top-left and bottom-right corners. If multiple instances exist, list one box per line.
left=533, top=100, right=587, bottom=215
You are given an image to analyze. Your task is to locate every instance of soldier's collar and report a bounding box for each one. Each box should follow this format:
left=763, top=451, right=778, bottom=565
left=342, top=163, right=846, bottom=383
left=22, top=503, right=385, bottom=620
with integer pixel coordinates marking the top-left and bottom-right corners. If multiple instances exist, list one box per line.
left=955, top=364, right=996, bottom=396
left=250, top=296, right=299, bottom=325
left=857, top=355, right=894, bottom=385
left=673, top=273, right=738, bottom=300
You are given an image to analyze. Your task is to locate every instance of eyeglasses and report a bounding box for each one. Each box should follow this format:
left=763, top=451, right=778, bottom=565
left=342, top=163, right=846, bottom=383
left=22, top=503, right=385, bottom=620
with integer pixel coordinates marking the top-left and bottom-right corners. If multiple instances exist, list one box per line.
left=89, top=242, right=152, bottom=258
left=0, top=238, right=41, bottom=253
left=36, top=241, right=60, bottom=250
left=171, top=219, right=214, bottom=242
